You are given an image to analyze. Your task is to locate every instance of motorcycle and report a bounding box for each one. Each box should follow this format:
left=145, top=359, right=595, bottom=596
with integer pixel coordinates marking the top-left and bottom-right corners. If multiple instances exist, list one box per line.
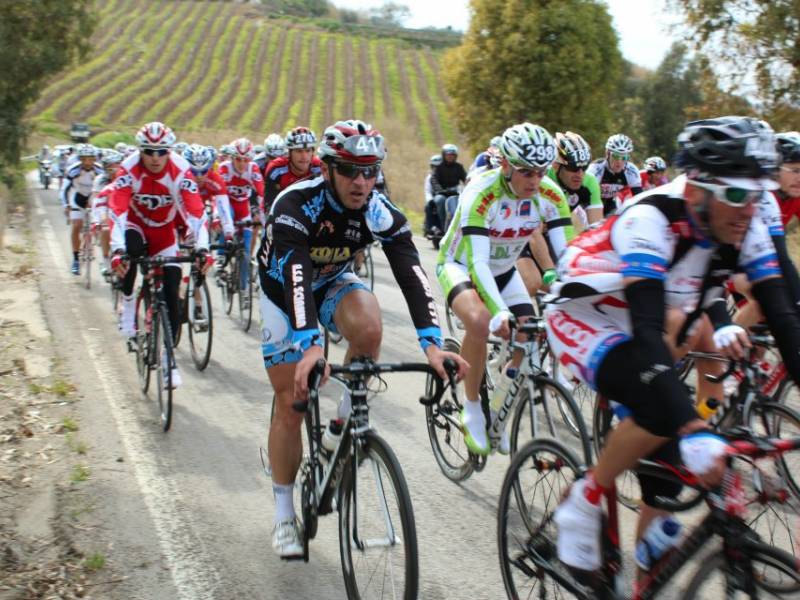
left=39, top=160, right=53, bottom=190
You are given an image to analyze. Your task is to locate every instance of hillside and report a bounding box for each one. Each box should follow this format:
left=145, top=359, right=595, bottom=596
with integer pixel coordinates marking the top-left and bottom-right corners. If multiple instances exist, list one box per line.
left=29, top=0, right=463, bottom=213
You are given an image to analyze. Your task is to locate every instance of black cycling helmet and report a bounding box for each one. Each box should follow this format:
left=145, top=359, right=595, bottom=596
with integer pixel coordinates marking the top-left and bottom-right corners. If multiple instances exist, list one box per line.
left=674, top=116, right=779, bottom=181
left=776, top=131, right=800, bottom=164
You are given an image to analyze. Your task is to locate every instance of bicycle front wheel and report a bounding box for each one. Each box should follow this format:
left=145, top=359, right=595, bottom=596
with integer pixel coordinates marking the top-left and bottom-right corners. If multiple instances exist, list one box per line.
left=683, top=541, right=800, bottom=598
left=135, top=290, right=151, bottom=394
left=238, top=272, right=253, bottom=332
left=155, top=303, right=173, bottom=432
left=338, top=431, right=418, bottom=600
left=187, top=277, right=213, bottom=371
left=82, top=233, right=92, bottom=289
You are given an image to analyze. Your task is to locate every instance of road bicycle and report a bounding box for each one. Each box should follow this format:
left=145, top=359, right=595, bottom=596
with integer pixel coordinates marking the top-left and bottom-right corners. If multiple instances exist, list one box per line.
left=497, top=430, right=800, bottom=598
left=176, top=244, right=218, bottom=371
left=292, top=357, right=456, bottom=599
left=79, top=212, right=95, bottom=289
left=215, top=221, right=253, bottom=332
left=127, top=252, right=197, bottom=431
left=424, top=318, right=591, bottom=483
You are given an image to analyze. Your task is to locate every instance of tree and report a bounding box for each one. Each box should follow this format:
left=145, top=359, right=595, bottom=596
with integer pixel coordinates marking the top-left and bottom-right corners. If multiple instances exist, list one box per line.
left=368, top=2, right=411, bottom=28
left=444, top=0, right=623, bottom=153
left=0, top=1, right=94, bottom=183
left=668, top=0, right=800, bottom=108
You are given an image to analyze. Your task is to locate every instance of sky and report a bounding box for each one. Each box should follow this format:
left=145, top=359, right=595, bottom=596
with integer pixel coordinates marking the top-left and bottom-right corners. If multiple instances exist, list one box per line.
left=329, top=0, right=679, bottom=70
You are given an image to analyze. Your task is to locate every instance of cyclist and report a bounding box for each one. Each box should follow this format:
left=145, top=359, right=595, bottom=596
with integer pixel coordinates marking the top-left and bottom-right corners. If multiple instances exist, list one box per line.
left=436, top=122, right=556, bottom=456
left=255, top=133, right=287, bottom=175
left=641, top=155, right=669, bottom=190
left=109, top=122, right=212, bottom=389
left=424, top=154, right=443, bottom=239
left=54, top=145, right=75, bottom=188
left=431, top=143, right=467, bottom=232
left=260, top=119, right=467, bottom=557
left=263, top=126, right=322, bottom=214
left=546, top=116, right=800, bottom=572
left=546, top=131, right=603, bottom=232
left=587, top=133, right=643, bottom=216
left=91, top=150, right=125, bottom=277
left=774, top=132, right=800, bottom=228
left=183, top=144, right=233, bottom=243
left=60, top=143, right=104, bottom=275
left=218, top=138, right=263, bottom=306
left=466, top=135, right=502, bottom=181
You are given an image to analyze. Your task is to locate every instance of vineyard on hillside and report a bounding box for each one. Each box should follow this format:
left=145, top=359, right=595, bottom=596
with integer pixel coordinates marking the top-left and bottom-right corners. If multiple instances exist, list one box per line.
left=29, top=0, right=460, bottom=211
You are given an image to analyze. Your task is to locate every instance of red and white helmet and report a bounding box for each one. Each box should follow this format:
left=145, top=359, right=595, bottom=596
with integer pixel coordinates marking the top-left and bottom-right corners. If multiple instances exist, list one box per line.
left=285, top=126, right=317, bottom=150
left=135, top=121, right=176, bottom=149
left=231, top=137, right=254, bottom=159
left=318, top=120, right=385, bottom=165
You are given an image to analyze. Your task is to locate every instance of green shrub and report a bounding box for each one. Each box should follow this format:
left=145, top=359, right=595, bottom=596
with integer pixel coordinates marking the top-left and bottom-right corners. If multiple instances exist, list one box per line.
left=90, top=131, right=136, bottom=149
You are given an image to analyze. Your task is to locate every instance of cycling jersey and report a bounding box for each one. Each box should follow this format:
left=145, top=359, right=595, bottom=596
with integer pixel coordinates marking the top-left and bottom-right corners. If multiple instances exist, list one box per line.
left=536, top=176, right=575, bottom=260
left=546, top=167, right=602, bottom=231
left=640, top=170, right=669, bottom=190
left=196, top=170, right=233, bottom=237
left=586, top=159, right=642, bottom=216
left=545, top=175, right=780, bottom=388
left=218, top=160, right=264, bottom=224
left=437, top=168, right=541, bottom=317
left=263, top=156, right=323, bottom=213
left=60, top=161, right=104, bottom=210
left=258, top=177, right=442, bottom=361
left=109, top=151, right=208, bottom=256
left=91, top=174, right=113, bottom=226
left=775, top=190, right=800, bottom=226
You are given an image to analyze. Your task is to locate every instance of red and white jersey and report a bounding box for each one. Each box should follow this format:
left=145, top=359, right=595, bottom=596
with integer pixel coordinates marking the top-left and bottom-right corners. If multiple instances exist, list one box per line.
left=109, top=151, right=208, bottom=255
left=198, top=169, right=234, bottom=237
left=218, top=160, right=264, bottom=223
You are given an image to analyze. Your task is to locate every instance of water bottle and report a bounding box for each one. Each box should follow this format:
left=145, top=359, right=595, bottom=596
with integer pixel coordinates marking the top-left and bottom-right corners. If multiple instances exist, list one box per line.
left=696, top=397, right=720, bottom=420
left=489, top=367, right=518, bottom=414
left=634, top=516, right=682, bottom=570
left=320, top=419, right=343, bottom=465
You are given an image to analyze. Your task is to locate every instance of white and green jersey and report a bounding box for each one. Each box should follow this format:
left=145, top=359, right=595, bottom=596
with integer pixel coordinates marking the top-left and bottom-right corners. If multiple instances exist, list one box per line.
left=437, top=168, right=541, bottom=315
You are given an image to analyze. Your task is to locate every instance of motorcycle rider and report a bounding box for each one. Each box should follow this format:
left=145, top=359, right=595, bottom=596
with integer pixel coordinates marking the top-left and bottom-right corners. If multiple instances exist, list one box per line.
left=431, top=143, right=467, bottom=233
left=424, top=154, right=443, bottom=244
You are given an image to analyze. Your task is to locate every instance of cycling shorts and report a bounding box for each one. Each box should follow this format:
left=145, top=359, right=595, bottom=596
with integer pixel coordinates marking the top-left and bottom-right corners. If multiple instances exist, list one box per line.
left=436, top=261, right=534, bottom=318
left=259, top=270, right=369, bottom=368
left=544, top=294, right=632, bottom=390
left=69, top=193, right=91, bottom=221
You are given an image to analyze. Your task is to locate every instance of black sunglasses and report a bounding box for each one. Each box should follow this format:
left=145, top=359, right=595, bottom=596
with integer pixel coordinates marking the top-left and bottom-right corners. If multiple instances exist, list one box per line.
left=142, top=148, right=169, bottom=157
left=563, top=164, right=587, bottom=173
left=334, top=162, right=381, bottom=180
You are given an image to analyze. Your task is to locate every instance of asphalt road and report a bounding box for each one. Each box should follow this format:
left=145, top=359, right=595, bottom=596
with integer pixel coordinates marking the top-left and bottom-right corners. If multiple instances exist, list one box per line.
left=30, top=177, right=736, bottom=599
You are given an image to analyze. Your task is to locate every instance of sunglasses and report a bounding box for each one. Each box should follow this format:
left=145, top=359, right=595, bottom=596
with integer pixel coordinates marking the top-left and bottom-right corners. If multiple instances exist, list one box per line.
left=334, top=162, right=381, bottom=180
left=142, top=148, right=169, bottom=157
left=563, top=164, right=586, bottom=173
left=191, top=167, right=210, bottom=176
left=610, top=152, right=629, bottom=161
left=513, top=166, right=547, bottom=179
left=690, top=179, right=761, bottom=207
left=780, top=166, right=800, bottom=176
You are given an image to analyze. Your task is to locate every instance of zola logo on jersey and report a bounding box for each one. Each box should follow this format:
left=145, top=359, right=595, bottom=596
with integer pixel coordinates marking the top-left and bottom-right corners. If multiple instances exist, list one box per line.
left=310, top=246, right=351, bottom=263
left=134, top=194, right=173, bottom=210
left=292, top=264, right=306, bottom=328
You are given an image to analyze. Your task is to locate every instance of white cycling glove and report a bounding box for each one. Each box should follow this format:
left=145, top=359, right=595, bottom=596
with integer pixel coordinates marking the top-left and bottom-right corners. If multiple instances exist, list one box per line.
left=712, top=324, right=746, bottom=351
left=679, top=432, right=729, bottom=475
left=489, top=310, right=513, bottom=336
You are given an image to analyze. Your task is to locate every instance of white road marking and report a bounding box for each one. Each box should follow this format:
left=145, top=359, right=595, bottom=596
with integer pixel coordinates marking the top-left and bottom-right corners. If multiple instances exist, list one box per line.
left=33, top=182, right=223, bottom=599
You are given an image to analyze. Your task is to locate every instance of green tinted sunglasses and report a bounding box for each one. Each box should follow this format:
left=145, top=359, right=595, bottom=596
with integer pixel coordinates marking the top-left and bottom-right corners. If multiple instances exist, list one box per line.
left=689, top=179, right=760, bottom=207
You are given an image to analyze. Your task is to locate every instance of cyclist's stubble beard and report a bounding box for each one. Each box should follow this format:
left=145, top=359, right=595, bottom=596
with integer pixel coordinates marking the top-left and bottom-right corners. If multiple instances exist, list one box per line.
left=686, top=185, right=755, bottom=247
left=324, top=163, right=375, bottom=210
left=289, top=148, right=313, bottom=176
left=558, top=165, right=583, bottom=191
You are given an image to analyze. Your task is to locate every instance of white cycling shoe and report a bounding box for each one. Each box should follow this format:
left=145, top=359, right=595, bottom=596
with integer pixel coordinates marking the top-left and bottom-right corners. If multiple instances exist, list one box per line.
left=461, top=408, right=490, bottom=456
left=162, top=355, right=181, bottom=389
left=554, top=478, right=602, bottom=571
left=272, top=518, right=304, bottom=559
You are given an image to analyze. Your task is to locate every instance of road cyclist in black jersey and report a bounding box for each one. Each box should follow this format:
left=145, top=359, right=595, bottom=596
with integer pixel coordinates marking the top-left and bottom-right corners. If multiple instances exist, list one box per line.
left=258, top=118, right=467, bottom=559
left=586, top=132, right=643, bottom=216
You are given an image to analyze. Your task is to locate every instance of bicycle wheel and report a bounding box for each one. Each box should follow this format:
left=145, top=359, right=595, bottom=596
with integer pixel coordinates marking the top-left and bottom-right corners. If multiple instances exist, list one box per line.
left=338, top=431, right=418, bottom=600
left=110, top=276, right=121, bottom=316
left=683, top=541, right=800, bottom=598
left=424, top=338, right=474, bottom=482
left=187, top=276, right=213, bottom=371
left=82, top=232, right=92, bottom=290
left=238, top=264, right=253, bottom=332
left=747, top=401, right=800, bottom=501
left=774, top=378, right=800, bottom=422
left=510, top=375, right=592, bottom=465
left=498, top=438, right=587, bottom=599
left=361, top=247, right=374, bottom=291
left=135, top=290, right=151, bottom=394
left=155, top=304, right=173, bottom=432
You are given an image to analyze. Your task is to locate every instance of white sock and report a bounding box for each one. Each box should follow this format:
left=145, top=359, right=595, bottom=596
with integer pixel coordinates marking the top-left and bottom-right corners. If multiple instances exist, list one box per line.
left=463, top=398, right=484, bottom=425
left=273, top=482, right=295, bottom=523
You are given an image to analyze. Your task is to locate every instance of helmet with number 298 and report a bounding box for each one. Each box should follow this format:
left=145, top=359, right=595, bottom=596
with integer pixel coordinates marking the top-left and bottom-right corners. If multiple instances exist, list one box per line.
left=136, top=122, right=176, bottom=149
left=499, top=123, right=556, bottom=169
left=318, top=120, right=385, bottom=165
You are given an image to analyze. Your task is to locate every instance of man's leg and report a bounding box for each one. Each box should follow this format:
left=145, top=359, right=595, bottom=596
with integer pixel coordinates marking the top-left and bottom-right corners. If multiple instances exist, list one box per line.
left=434, top=194, right=447, bottom=233
left=516, top=256, right=542, bottom=298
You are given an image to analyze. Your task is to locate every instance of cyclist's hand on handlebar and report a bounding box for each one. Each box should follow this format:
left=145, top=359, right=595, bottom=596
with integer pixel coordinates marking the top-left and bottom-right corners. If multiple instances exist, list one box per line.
left=110, top=252, right=128, bottom=277
left=712, top=324, right=750, bottom=361
left=293, top=345, right=329, bottom=402
left=425, top=345, right=469, bottom=381
left=196, top=249, right=214, bottom=275
left=489, top=311, right=513, bottom=340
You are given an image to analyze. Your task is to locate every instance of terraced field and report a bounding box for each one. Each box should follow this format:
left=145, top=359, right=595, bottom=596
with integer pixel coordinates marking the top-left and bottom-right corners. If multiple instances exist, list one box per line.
left=31, top=0, right=456, bottom=158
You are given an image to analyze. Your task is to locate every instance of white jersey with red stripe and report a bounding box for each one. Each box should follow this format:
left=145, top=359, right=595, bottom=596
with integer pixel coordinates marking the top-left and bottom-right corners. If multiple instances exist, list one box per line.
left=109, top=151, right=208, bottom=255
left=218, top=160, right=264, bottom=223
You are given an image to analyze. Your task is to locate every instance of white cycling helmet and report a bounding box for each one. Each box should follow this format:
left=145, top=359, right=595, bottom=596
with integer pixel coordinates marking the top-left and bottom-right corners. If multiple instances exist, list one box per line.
left=264, top=133, right=288, bottom=157
left=499, top=123, right=556, bottom=169
left=173, top=141, right=188, bottom=156
left=183, top=144, right=215, bottom=171
left=231, top=137, right=254, bottom=159
left=114, top=142, right=128, bottom=154
left=644, top=156, right=668, bottom=172
left=430, top=154, right=443, bottom=167
left=441, top=143, right=458, bottom=155
left=101, top=150, right=124, bottom=168
left=136, top=121, right=175, bottom=149
left=318, top=120, right=385, bottom=164
left=285, top=127, right=317, bottom=150
left=605, top=133, right=634, bottom=156
left=76, top=143, right=96, bottom=158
